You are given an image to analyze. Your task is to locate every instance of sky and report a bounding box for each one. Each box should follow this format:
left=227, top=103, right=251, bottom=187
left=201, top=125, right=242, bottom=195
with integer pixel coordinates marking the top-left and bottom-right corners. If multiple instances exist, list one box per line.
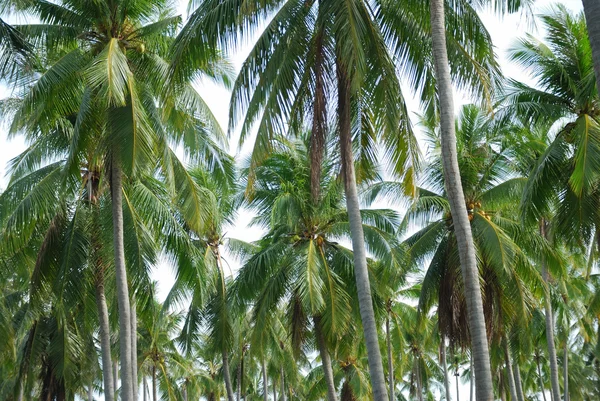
left=0, top=0, right=586, bottom=393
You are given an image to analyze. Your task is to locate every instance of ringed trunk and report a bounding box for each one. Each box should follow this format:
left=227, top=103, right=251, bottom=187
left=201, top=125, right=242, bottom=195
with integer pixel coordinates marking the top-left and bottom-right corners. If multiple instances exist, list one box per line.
left=336, top=58, right=388, bottom=401
left=428, top=1, right=493, bottom=399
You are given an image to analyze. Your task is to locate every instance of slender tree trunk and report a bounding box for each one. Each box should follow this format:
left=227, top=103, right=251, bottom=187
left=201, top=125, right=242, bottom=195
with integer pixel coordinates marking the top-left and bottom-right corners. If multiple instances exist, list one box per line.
left=94, top=267, right=115, bottom=401
left=455, top=372, right=460, bottom=401
left=309, top=15, right=327, bottom=203
left=336, top=58, right=388, bottom=401
left=428, top=1, right=493, bottom=400
left=441, top=339, right=451, bottom=401
left=583, top=0, right=600, bottom=91
left=416, top=362, right=424, bottom=401
left=222, top=351, right=236, bottom=401
left=504, top=337, right=518, bottom=401
left=143, top=377, right=148, bottom=401
left=386, top=313, right=394, bottom=401
left=280, top=367, right=286, bottom=401
left=262, top=359, right=268, bottom=401
left=314, top=316, right=338, bottom=401
left=152, top=366, right=157, bottom=401
left=113, top=361, right=118, bottom=396
left=111, top=156, right=134, bottom=401
left=540, top=220, right=561, bottom=401
left=88, top=383, right=94, bottom=401
left=513, top=363, right=525, bottom=401
left=131, top=301, right=138, bottom=401
left=469, top=356, right=474, bottom=401
left=536, top=354, right=548, bottom=401
left=563, top=343, right=569, bottom=401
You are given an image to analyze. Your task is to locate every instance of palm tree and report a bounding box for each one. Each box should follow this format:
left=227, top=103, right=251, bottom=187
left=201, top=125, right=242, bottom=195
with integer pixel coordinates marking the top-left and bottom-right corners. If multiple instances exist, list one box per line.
left=582, top=0, right=600, bottom=91
left=3, top=1, right=231, bottom=399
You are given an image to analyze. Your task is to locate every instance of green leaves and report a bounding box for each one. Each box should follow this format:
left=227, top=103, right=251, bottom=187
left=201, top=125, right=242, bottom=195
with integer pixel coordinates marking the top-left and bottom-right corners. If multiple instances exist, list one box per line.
left=87, top=39, right=131, bottom=107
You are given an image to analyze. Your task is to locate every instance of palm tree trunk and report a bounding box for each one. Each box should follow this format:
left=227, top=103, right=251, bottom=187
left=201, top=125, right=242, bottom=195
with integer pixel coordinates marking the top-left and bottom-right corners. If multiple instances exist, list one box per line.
left=513, top=363, right=525, bottom=401
left=113, top=361, right=118, bottom=396
left=223, top=350, right=236, bottom=401
left=237, top=358, right=242, bottom=401
left=131, top=301, right=138, bottom=401
left=469, top=356, right=474, bottom=401
left=583, top=0, right=600, bottom=90
left=455, top=371, right=460, bottom=401
left=314, top=316, right=338, bottom=401
left=280, top=366, right=286, bottom=401
left=95, top=270, right=115, bottom=401
left=88, top=383, right=94, bottom=401
left=540, top=220, right=561, bottom=401
left=337, top=59, right=388, bottom=401
left=441, top=339, right=451, bottom=401
left=416, top=362, right=424, bottom=401
left=536, top=353, right=548, bottom=401
left=428, top=1, right=493, bottom=400
left=563, top=343, right=569, bottom=401
left=143, top=376, right=148, bottom=401
left=504, top=338, right=518, bottom=401
left=262, top=359, right=268, bottom=401
left=309, top=15, right=327, bottom=203
left=386, top=313, right=394, bottom=401
left=152, top=365, right=157, bottom=401
left=110, top=156, right=134, bottom=401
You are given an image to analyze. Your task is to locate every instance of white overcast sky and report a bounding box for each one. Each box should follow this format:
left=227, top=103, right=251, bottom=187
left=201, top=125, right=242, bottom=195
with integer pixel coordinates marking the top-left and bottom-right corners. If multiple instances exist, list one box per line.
left=0, top=0, right=584, bottom=311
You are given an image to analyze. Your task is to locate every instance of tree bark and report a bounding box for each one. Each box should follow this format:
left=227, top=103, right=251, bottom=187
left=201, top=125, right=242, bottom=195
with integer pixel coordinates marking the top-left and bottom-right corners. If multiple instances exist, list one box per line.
left=88, top=383, right=94, bottom=401
left=152, top=365, right=157, bottom=401
left=143, top=376, right=148, bottom=401
left=386, top=314, right=394, bottom=401
left=441, top=339, right=451, bottom=401
left=222, top=350, right=236, bottom=401
left=563, top=343, right=569, bottom=401
left=504, top=337, right=518, bottom=401
left=262, top=359, right=268, bottom=401
left=95, top=269, right=115, bottom=401
left=513, top=363, right=525, bottom=401
left=540, top=220, right=561, bottom=401
left=314, top=316, right=338, bottom=401
left=583, top=0, right=600, bottom=92
left=337, top=58, right=388, bottom=401
left=113, top=361, right=118, bottom=397
left=536, top=354, right=548, bottom=401
left=131, top=301, right=138, bottom=401
left=111, top=156, right=134, bottom=401
left=428, top=1, right=493, bottom=400
left=455, top=371, right=460, bottom=401
left=469, top=356, right=474, bottom=401
left=280, top=366, right=286, bottom=401
left=416, top=361, right=424, bottom=401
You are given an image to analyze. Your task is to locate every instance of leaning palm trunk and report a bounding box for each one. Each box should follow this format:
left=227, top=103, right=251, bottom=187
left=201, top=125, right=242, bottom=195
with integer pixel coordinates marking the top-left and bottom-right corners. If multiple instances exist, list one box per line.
left=440, top=339, right=451, bottom=401
left=314, top=316, right=338, bottom=401
left=94, top=267, right=115, bottom=401
left=223, top=351, right=236, bottom=401
left=337, top=59, right=389, bottom=401
left=428, top=1, right=493, bottom=399
left=583, top=0, right=600, bottom=89
left=513, top=363, right=525, bottom=401
left=540, top=220, right=561, bottom=401
left=111, top=156, right=134, bottom=401
left=504, top=337, right=518, bottom=401
left=262, top=359, right=268, bottom=401
left=386, top=314, right=394, bottom=401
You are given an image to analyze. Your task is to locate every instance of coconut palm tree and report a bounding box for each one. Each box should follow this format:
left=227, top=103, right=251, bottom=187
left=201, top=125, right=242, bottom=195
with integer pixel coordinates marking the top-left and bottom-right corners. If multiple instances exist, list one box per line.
left=582, top=0, right=600, bottom=91
left=2, top=1, right=231, bottom=399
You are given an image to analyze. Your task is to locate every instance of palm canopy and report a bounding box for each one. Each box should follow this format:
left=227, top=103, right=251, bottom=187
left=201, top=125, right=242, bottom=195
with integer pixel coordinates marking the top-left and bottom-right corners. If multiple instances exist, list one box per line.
left=403, top=105, right=543, bottom=348
left=232, top=137, right=403, bottom=346
left=503, top=5, right=600, bottom=244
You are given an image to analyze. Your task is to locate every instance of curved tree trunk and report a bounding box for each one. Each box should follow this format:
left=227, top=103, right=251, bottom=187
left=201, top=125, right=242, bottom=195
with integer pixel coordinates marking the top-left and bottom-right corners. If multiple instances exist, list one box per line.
left=583, top=0, right=600, bottom=91
left=504, top=338, right=518, bottom=401
left=540, top=220, right=561, bottom=401
left=131, top=301, right=138, bottom=401
left=513, top=363, right=525, bottom=401
left=314, top=316, right=338, bottom=401
left=94, top=268, right=115, bottom=401
left=386, top=313, right=394, bottom=401
left=441, top=339, right=451, bottom=401
left=223, top=351, right=236, bottom=401
left=536, top=354, right=548, bottom=401
left=428, top=1, right=493, bottom=400
left=336, top=58, right=388, bottom=401
left=111, top=157, right=134, bottom=401
left=262, top=359, right=268, bottom=401
left=563, top=343, right=569, bottom=401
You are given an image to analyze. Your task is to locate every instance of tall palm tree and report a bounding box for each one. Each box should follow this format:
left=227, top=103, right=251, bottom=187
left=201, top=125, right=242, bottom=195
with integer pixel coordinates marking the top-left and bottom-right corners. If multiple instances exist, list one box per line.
left=582, top=0, right=600, bottom=91
left=3, top=1, right=231, bottom=399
